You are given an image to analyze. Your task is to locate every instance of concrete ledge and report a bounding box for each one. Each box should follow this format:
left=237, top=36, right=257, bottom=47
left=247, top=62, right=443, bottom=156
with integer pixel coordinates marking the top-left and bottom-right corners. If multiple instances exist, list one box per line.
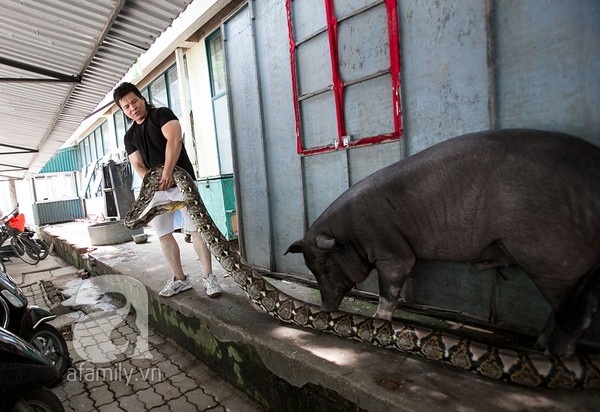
left=40, top=222, right=600, bottom=412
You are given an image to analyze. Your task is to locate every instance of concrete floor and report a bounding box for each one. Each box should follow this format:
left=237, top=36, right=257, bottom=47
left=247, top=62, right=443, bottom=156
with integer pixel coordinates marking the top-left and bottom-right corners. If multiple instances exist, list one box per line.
left=30, top=220, right=600, bottom=411
left=4, top=253, right=265, bottom=412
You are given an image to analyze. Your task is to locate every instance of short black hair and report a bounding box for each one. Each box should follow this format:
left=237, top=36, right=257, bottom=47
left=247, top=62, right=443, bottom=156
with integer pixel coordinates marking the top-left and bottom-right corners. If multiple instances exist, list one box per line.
left=113, top=82, right=144, bottom=108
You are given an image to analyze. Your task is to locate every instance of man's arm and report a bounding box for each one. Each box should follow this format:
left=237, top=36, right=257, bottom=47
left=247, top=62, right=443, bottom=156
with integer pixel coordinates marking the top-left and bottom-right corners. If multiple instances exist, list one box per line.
left=128, top=150, right=149, bottom=179
left=159, top=119, right=183, bottom=190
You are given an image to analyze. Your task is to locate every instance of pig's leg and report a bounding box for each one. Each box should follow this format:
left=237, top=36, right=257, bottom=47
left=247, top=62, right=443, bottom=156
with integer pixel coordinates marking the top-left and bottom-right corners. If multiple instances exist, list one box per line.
left=533, top=268, right=599, bottom=356
left=546, top=269, right=599, bottom=355
left=547, top=293, right=597, bottom=356
left=373, top=242, right=416, bottom=320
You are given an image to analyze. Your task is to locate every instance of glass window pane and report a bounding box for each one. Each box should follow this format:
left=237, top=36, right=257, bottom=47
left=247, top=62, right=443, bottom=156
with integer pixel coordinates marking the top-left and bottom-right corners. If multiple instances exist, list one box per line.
left=34, top=177, right=50, bottom=201
left=79, top=142, right=85, bottom=166
left=209, top=33, right=226, bottom=96
left=95, top=130, right=102, bottom=159
left=88, top=135, right=95, bottom=163
left=141, top=88, right=149, bottom=104
left=54, top=174, right=75, bottom=198
left=214, top=95, right=233, bottom=174
left=83, top=140, right=89, bottom=165
left=92, top=132, right=98, bottom=162
left=183, top=56, right=191, bottom=108
left=34, top=174, right=77, bottom=201
left=167, top=65, right=183, bottom=118
left=100, top=121, right=109, bottom=154
left=150, top=76, right=168, bottom=108
left=114, top=110, right=126, bottom=149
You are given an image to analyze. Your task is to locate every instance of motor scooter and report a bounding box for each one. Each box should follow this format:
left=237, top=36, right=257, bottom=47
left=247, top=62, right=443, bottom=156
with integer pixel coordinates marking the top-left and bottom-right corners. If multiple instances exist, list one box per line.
left=0, top=327, right=65, bottom=412
left=0, top=269, right=70, bottom=386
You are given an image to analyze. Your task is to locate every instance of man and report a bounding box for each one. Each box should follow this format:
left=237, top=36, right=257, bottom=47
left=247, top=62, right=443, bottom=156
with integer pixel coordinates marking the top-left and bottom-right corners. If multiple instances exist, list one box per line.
left=113, top=82, right=222, bottom=298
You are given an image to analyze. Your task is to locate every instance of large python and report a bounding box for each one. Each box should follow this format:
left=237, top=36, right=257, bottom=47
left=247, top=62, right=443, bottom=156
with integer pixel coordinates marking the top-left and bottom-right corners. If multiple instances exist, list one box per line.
left=125, top=165, right=600, bottom=389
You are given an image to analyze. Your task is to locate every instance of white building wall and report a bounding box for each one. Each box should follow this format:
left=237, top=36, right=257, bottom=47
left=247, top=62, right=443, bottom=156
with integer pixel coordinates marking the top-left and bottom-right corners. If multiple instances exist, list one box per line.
left=15, top=180, right=34, bottom=228
left=186, top=42, right=220, bottom=179
left=0, top=182, right=13, bottom=215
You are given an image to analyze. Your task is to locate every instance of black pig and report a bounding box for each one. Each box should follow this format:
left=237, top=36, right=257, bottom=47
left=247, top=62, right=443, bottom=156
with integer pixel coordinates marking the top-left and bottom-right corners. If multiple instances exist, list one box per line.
left=286, top=129, right=600, bottom=356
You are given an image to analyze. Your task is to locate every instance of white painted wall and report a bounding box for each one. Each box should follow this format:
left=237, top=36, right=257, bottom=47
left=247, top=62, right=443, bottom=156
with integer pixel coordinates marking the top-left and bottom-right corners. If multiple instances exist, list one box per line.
left=14, top=180, right=34, bottom=228
left=186, top=42, right=220, bottom=178
left=0, top=182, right=13, bottom=215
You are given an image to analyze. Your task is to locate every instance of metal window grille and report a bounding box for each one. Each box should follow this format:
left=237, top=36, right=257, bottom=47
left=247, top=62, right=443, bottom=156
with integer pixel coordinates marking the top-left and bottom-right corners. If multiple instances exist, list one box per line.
left=287, top=0, right=402, bottom=155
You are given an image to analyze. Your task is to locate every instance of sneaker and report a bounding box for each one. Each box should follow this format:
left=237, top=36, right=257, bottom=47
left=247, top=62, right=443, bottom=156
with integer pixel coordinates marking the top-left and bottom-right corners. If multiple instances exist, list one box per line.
left=202, top=273, right=222, bottom=298
left=159, top=275, right=192, bottom=297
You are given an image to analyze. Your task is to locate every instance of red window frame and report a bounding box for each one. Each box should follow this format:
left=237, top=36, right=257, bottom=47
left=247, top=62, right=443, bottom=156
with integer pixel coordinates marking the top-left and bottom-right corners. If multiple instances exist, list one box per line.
left=286, top=0, right=402, bottom=156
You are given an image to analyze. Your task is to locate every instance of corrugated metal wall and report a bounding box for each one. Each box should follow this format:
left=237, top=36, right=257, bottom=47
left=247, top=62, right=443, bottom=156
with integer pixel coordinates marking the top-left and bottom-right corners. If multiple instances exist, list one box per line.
left=32, top=199, right=85, bottom=226
left=0, top=0, right=193, bottom=177
left=224, top=0, right=600, bottom=336
left=39, top=147, right=80, bottom=173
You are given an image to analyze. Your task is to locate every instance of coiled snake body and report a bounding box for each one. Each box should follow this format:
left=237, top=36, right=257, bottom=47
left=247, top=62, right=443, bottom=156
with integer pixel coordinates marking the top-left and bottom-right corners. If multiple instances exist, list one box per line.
left=125, top=166, right=600, bottom=389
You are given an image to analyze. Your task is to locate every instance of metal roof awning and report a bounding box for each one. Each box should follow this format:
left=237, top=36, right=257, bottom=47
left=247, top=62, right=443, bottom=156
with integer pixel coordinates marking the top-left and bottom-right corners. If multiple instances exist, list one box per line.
left=0, top=0, right=193, bottom=181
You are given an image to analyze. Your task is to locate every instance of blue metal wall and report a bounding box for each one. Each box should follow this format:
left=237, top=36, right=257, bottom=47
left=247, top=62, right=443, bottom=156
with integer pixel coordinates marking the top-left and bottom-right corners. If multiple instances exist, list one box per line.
left=32, top=199, right=85, bottom=225
left=223, top=0, right=600, bottom=335
left=39, top=147, right=80, bottom=173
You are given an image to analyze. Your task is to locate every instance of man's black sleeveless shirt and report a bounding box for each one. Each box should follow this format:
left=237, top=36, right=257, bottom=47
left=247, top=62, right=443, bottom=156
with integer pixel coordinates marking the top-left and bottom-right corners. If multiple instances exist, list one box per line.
left=124, top=107, right=195, bottom=178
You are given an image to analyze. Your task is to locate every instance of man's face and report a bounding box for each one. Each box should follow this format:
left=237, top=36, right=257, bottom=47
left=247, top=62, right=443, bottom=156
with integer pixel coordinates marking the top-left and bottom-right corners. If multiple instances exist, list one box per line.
left=119, top=92, right=147, bottom=124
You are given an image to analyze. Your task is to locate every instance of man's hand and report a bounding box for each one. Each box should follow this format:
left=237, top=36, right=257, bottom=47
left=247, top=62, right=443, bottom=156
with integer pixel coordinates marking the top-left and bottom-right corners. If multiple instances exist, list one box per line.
left=159, top=170, right=175, bottom=191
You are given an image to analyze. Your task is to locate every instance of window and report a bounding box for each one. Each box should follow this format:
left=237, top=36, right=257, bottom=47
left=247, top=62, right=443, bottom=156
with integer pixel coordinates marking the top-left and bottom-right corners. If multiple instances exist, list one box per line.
left=79, top=123, right=110, bottom=166
left=80, top=139, right=88, bottom=166
left=33, top=173, right=78, bottom=202
left=100, top=121, right=109, bottom=153
left=114, top=110, right=128, bottom=149
left=287, top=0, right=402, bottom=155
left=208, top=34, right=226, bottom=96
left=207, top=30, right=234, bottom=174
left=167, top=65, right=183, bottom=119
left=90, top=131, right=98, bottom=161
left=150, top=75, right=168, bottom=108
left=144, top=65, right=182, bottom=115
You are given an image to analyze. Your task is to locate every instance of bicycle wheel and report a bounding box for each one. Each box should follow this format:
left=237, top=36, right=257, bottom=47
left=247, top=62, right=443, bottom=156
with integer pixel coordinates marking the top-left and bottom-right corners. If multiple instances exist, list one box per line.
left=11, top=234, right=40, bottom=265
left=34, top=239, right=50, bottom=260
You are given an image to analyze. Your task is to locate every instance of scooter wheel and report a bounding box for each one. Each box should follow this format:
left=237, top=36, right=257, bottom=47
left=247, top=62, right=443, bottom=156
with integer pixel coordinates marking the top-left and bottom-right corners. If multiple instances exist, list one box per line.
left=18, top=387, right=65, bottom=412
left=29, top=324, right=70, bottom=386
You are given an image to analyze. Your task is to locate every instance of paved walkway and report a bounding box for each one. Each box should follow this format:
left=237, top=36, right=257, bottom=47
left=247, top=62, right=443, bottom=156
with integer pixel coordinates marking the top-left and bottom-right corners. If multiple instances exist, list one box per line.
left=56, top=313, right=263, bottom=412
left=3, top=254, right=264, bottom=412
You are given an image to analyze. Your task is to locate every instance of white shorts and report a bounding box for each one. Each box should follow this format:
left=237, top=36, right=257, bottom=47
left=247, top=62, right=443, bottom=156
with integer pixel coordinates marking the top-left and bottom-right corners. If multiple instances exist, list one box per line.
left=145, top=187, right=195, bottom=238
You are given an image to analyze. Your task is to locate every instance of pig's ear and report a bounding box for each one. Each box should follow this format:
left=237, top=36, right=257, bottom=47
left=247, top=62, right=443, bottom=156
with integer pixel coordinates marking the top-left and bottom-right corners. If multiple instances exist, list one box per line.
left=315, top=234, right=336, bottom=250
left=285, top=240, right=305, bottom=255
